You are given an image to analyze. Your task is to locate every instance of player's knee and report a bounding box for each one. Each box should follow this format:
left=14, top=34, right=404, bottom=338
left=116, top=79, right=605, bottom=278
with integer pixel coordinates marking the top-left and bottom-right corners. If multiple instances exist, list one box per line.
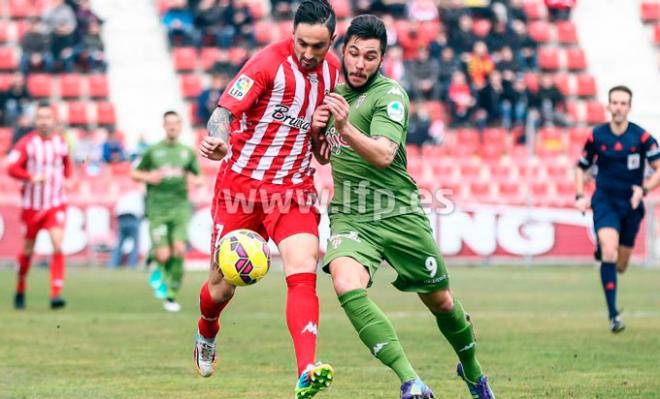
left=172, top=242, right=186, bottom=258
left=617, top=261, right=629, bottom=274
left=425, top=290, right=454, bottom=313
left=208, top=277, right=235, bottom=302
left=601, top=246, right=618, bottom=263
left=155, top=248, right=170, bottom=263
left=330, top=264, right=369, bottom=295
left=285, top=255, right=317, bottom=275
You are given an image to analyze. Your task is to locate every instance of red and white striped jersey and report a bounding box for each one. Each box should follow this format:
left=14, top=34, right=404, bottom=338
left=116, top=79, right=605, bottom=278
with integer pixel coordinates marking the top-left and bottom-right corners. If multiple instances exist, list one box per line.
left=218, top=38, right=341, bottom=186
left=7, top=131, right=72, bottom=211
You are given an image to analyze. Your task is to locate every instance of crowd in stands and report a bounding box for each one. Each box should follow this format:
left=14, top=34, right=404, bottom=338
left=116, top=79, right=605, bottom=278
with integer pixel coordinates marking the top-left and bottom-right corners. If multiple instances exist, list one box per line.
left=163, top=0, right=578, bottom=149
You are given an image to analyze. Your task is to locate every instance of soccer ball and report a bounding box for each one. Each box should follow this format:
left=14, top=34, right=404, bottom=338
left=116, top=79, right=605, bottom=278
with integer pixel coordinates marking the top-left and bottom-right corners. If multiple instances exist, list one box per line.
left=216, top=229, right=271, bottom=286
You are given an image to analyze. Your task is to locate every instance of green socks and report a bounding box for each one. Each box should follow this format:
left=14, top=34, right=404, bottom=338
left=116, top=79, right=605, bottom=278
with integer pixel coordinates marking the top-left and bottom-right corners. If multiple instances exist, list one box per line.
left=434, top=298, right=483, bottom=382
left=339, top=289, right=417, bottom=383
left=165, top=256, right=184, bottom=299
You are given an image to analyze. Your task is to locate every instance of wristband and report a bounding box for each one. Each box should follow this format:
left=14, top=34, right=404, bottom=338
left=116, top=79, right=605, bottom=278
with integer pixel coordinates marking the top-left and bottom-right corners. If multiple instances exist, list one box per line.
left=643, top=186, right=649, bottom=197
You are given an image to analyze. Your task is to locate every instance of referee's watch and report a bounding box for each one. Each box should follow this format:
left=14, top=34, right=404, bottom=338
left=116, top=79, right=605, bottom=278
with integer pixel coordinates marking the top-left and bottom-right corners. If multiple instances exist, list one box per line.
left=642, top=186, right=649, bottom=197
left=575, top=193, right=584, bottom=201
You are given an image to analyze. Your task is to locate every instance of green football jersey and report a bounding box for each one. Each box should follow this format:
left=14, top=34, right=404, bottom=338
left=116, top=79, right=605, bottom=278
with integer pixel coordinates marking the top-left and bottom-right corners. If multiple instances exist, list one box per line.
left=326, top=73, right=422, bottom=221
left=136, top=140, right=200, bottom=215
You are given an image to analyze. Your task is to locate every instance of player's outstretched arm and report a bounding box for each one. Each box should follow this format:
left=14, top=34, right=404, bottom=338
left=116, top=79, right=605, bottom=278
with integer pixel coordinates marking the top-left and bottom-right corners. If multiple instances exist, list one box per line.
left=200, top=107, right=232, bottom=161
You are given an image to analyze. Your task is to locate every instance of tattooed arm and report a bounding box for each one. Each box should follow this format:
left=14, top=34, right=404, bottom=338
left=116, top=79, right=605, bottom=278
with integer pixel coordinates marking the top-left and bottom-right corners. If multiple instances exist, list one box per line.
left=199, top=107, right=233, bottom=161
left=340, top=125, right=399, bottom=169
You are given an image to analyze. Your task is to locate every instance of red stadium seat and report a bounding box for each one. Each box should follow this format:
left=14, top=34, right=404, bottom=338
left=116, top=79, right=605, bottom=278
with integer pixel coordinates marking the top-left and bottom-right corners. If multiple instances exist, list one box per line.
left=67, top=102, right=89, bottom=126
left=172, top=47, right=197, bottom=72
left=426, top=101, right=446, bottom=122
left=555, top=180, right=574, bottom=199
left=246, top=0, right=267, bottom=19
left=546, top=163, right=568, bottom=181
left=158, top=0, right=176, bottom=14
left=569, top=127, right=590, bottom=146
left=459, top=163, right=482, bottom=180
left=498, top=181, right=522, bottom=202
left=27, top=73, right=52, bottom=97
left=16, top=20, right=30, bottom=39
left=8, top=0, right=45, bottom=19
left=473, top=19, right=492, bottom=38
left=456, top=128, right=480, bottom=146
left=566, top=48, right=587, bottom=71
left=88, top=74, right=109, bottom=98
left=0, top=73, right=13, bottom=90
left=556, top=21, right=578, bottom=45
left=523, top=72, right=539, bottom=91
left=538, top=47, right=559, bottom=71
left=431, top=159, right=455, bottom=179
left=489, top=163, right=514, bottom=181
left=199, top=48, right=220, bottom=71
left=180, top=74, right=202, bottom=98
left=586, top=101, right=607, bottom=125
left=469, top=181, right=491, bottom=200
left=228, top=47, right=248, bottom=65
left=60, top=73, right=82, bottom=99
left=641, top=1, right=660, bottom=23
left=567, top=100, right=579, bottom=123
left=255, top=20, right=277, bottom=45
left=576, top=74, right=596, bottom=97
left=189, top=101, right=199, bottom=125
left=330, top=0, right=351, bottom=19
left=523, top=1, right=544, bottom=20
left=419, top=21, right=441, bottom=39
left=96, top=102, right=116, bottom=126
left=528, top=21, right=551, bottom=43
left=0, top=47, right=18, bottom=70
left=553, top=73, right=570, bottom=96
left=530, top=181, right=550, bottom=202
left=654, top=24, right=660, bottom=45
left=0, top=21, right=9, bottom=44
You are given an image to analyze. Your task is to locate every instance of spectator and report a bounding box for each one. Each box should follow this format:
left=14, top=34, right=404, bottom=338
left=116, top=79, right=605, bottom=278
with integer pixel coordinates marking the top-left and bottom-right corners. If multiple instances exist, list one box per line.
left=531, top=73, right=569, bottom=127
left=10, top=114, right=33, bottom=147
left=43, top=0, right=78, bottom=70
left=510, top=19, right=537, bottom=70
left=447, top=71, right=476, bottom=126
left=407, top=47, right=442, bottom=101
left=108, top=190, right=145, bottom=269
left=408, top=0, right=440, bottom=22
left=507, top=0, right=528, bottom=24
left=102, top=129, right=126, bottom=163
left=485, top=21, right=508, bottom=53
left=449, top=14, right=476, bottom=57
left=383, top=0, right=408, bottom=19
left=544, top=0, right=576, bottom=21
left=76, top=19, right=106, bottom=72
left=496, top=45, right=520, bottom=80
left=396, top=21, right=433, bottom=60
left=19, top=19, right=54, bottom=75
left=162, top=0, right=198, bottom=47
left=73, top=128, right=103, bottom=165
left=437, top=47, right=463, bottom=99
left=382, top=15, right=399, bottom=47
left=75, top=0, right=102, bottom=35
left=197, top=72, right=228, bottom=125
left=382, top=46, right=406, bottom=86
left=210, top=49, right=237, bottom=76
left=231, top=2, right=255, bottom=47
left=467, top=41, right=495, bottom=88
left=407, top=102, right=433, bottom=147
left=440, top=0, right=469, bottom=34
left=475, top=70, right=504, bottom=130
left=429, top=30, right=448, bottom=59
left=500, top=76, right=529, bottom=130
left=0, top=73, right=31, bottom=126
left=272, top=0, right=294, bottom=21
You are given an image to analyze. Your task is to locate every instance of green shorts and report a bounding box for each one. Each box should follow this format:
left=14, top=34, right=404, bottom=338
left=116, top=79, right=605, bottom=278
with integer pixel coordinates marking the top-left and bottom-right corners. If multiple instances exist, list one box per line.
left=322, top=212, right=449, bottom=293
left=148, top=208, right=191, bottom=248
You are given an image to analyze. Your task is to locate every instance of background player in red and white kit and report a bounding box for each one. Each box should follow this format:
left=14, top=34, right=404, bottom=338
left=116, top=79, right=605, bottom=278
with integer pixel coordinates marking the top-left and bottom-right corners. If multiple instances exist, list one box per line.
left=7, top=102, right=72, bottom=310
left=193, top=1, right=340, bottom=398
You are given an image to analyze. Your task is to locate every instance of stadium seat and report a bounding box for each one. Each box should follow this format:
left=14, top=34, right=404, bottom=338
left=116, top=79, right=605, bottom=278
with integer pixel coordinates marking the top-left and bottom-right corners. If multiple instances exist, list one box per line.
left=27, top=73, right=52, bottom=97
left=530, top=181, right=550, bottom=203
left=228, top=47, right=248, bottom=65
left=586, top=101, right=607, bottom=125
left=489, top=162, right=515, bottom=181
left=255, top=20, right=277, bottom=45
left=556, top=21, right=578, bottom=45
left=189, top=101, right=200, bottom=126
left=0, top=47, right=18, bottom=70
left=406, top=144, right=421, bottom=157
left=172, top=47, right=197, bottom=72
left=539, top=47, right=560, bottom=71
left=654, top=24, right=660, bottom=45
left=16, top=19, right=30, bottom=39
left=96, top=102, right=117, bottom=126
left=59, top=73, right=82, bottom=99
left=246, top=0, right=267, bottom=20
left=0, top=21, right=9, bottom=44
left=523, top=0, right=545, bottom=20
left=523, top=72, right=539, bottom=91
left=67, top=101, right=89, bottom=126
left=554, top=181, right=575, bottom=204
left=566, top=48, right=587, bottom=71
left=569, top=127, right=590, bottom=147
left=8, top=0, right=45, bottom=19
left=498, top=181, right=523, bottom=203
left=641, top=1, right=660, bottom=23
left=199, top=48, right=221, bottom=71
left=473, top=19, right=492, bottom=38
left=528, top=21, right=551, bottom=43
left=0, top=73, right=13, bottom=90
left=425, top=101, right=446, bottom=122
left=576, top=74, right=596, bottom=97
left=566, top=100, right=579, bottom=123
left=431, top=160, right=456, bottom=180
left=553, top=73, right=570, bottom=96
left=419, top=21, right=441, bottom=39
left=330, top=0, right=352, bottom=19
left=88, top=74, right=109, bottom=98
left=180, top=74, right=202, bottom=98
left=469, top=181, right=492, bottom=201
left=421, top=144, right=447, bottom=159
left=546, top=163, right=569, bottom=181
left=459, top=163, right=483, bottom=181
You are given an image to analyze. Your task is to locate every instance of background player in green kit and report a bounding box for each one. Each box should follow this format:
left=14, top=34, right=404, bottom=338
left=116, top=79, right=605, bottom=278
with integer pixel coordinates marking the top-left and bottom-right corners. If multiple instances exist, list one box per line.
left=311, top=16, right=495, bottom=399
left=132, top=111, right=201, bottom=312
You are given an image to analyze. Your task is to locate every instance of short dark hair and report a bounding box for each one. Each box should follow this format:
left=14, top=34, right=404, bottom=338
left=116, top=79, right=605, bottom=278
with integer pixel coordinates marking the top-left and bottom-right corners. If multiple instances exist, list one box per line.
left=293, top=0, right=336, bottom=36
left=163, top=110, right=179, bottom=119
left=608, top=85, right=633, bottom=103
left=36, top=101, right=51, bottom=110
left=344, top=14, right=387, bottom=56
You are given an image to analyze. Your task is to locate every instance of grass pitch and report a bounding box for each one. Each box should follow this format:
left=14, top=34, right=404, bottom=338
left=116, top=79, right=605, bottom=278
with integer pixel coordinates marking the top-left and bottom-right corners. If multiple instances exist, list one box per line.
left=1, top=264, right=659, bottom=399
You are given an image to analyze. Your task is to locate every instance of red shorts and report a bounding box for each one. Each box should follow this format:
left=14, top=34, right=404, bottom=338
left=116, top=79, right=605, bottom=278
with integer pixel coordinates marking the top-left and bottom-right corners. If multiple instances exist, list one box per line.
left=210, top=167, right=320, bottom=252
left=21, top=205, right=67, bottom=240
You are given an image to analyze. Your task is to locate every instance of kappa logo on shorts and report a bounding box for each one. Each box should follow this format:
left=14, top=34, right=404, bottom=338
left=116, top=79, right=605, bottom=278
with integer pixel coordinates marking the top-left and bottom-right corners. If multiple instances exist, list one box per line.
left=228, top=74, right=254, bottom=101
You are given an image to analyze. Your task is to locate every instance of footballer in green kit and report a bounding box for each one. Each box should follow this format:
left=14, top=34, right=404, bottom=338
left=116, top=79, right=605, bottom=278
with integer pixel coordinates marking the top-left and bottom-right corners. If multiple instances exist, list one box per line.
left=312, top=15, right=495, bottom=399
left=132, top=111, right=201, bottom=312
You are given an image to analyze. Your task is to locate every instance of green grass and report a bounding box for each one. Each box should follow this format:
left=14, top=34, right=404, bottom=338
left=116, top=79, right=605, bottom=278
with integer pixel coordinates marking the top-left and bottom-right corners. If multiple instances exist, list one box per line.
left=1, top=265, right=660, bottom=399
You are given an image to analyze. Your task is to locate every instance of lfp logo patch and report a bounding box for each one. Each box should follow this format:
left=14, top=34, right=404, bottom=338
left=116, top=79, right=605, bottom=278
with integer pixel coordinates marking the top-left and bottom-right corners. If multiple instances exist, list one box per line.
left=229, top=74, right=254, bottom=101
left=387, top=101, right=404, bottom=123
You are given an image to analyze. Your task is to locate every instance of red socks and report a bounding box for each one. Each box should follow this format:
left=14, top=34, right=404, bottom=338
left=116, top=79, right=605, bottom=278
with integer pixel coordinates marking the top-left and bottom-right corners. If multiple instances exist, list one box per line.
left=50, top=253, right=65, bottom=298
left=198, top=281, right=231, bottom=339
left=16, top=253, right=32, bottom=294
left=286, top=273, right=319, bottom=376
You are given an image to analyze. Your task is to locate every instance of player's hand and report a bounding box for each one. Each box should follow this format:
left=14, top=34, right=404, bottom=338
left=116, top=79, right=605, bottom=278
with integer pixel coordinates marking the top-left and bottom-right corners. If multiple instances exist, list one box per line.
left=199, top=136, right=228, bottom=161
left=147, top=171, right=163, bottom=185
left=575, top=196, right=589, bottom=214
left=324, top=93, right=350, bottom=133
left=311, top=105, right=330, bottom=135
left=631, top=185, right=644, bottom=209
